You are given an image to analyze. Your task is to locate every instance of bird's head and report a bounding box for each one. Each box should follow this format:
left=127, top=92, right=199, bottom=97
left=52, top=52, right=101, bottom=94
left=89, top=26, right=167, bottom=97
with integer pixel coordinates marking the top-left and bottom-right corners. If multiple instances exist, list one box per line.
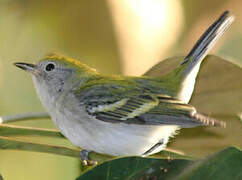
left=14, top=53, right=99, bottom=96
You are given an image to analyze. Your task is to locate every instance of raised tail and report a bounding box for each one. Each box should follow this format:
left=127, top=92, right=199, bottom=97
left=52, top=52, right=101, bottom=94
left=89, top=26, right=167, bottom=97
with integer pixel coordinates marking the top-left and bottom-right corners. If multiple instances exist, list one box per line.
left=181, top=11, right=234, bottom=73
left=161, top=11, right=234, bottom=103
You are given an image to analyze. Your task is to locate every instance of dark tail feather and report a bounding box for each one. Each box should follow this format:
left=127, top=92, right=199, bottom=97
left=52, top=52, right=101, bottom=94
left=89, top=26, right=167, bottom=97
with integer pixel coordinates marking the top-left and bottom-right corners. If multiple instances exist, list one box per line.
left=181, top=11, right=234, bottom=75
left=160, top=11, right=234, bottom=102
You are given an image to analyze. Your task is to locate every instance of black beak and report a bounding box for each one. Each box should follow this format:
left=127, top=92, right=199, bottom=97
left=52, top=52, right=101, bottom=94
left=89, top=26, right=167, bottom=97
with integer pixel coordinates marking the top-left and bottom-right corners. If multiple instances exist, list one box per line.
left=14, top=62, right=36, bottom=72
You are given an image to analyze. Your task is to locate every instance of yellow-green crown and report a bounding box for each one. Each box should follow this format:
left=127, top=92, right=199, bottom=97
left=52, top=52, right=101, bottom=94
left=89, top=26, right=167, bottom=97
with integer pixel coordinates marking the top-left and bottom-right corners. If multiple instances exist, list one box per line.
left=40, top=53, right=98, bottom=74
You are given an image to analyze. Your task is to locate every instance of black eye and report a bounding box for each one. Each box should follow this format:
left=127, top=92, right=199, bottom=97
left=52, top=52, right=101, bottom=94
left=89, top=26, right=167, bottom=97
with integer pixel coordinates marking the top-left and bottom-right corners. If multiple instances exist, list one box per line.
left=45, top=63, right=55, bottom=71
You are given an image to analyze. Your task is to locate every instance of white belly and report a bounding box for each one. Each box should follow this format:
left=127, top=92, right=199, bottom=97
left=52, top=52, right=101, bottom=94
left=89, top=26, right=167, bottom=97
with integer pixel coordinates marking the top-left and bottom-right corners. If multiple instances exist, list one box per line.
left=52, top=106, right=179, bottom=156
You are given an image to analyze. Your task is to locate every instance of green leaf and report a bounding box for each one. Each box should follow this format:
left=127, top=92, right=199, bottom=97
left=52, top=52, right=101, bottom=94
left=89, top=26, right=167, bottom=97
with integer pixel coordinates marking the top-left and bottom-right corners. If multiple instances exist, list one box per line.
left=76, top=147, right=242, bottom=180
left=77, top=157, right=191, bottom=180
left=177, top=147, right=242, bottom=180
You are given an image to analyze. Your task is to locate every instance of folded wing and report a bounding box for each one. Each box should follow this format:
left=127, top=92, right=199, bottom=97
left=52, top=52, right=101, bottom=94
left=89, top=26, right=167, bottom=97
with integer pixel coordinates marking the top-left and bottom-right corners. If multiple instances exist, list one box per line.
left=77, top=82, right=225, bottom=128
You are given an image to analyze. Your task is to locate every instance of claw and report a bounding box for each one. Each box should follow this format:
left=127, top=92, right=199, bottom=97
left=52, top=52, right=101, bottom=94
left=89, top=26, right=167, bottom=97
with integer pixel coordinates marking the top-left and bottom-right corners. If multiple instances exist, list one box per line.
left=82, top=159, right=88, bottom=166
left=80, top=150, right=98, bottom=166
left=87, top=160, right=98, bottom=166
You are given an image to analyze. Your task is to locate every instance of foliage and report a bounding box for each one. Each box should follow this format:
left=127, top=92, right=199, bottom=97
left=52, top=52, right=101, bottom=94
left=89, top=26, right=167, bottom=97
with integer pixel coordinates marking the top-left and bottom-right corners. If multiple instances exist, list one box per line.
left=77, top=147, right=242, bottom=180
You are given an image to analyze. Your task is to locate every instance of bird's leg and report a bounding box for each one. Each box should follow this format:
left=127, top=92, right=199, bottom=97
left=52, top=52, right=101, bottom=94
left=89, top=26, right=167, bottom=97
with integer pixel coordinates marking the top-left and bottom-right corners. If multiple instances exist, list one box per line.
left=142, top=139, right=164, bottom=156
left=80, top=149, right=97, bottom=166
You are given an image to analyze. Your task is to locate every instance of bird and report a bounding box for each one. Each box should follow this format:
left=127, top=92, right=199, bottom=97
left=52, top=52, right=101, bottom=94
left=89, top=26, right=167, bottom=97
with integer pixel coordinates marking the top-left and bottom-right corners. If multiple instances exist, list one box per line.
left=14, top=11, right=234, bottom=165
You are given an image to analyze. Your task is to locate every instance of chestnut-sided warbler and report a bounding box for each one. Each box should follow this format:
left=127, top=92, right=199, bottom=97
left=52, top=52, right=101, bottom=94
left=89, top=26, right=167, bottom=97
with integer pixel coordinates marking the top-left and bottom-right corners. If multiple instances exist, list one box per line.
left=15, top=11, right=233, bottom=165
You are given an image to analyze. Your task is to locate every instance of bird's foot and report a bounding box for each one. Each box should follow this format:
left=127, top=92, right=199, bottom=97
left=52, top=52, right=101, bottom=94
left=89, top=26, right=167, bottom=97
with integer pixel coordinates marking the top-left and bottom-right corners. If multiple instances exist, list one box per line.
left=80, top=149, right=98, bottom=166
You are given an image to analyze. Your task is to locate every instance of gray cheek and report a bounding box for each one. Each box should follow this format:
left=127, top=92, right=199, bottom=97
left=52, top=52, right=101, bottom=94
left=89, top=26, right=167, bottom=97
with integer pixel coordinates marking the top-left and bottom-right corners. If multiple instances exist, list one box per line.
left=44, top=75, right=64, bottom=93
left=57, top=79, right=65, bottom=92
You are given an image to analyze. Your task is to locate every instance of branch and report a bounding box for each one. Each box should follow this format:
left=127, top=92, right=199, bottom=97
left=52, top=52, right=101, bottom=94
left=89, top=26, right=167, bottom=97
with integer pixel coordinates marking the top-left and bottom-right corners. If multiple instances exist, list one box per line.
left=0, top=136, right=112, bottom=162
left=0, top=112, right=49, bottom=123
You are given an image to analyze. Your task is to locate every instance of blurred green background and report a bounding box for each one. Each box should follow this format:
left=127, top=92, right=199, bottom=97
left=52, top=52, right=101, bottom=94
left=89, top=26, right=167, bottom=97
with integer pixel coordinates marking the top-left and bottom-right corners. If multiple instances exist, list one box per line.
left=0, top=0, right=241, bottom=179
